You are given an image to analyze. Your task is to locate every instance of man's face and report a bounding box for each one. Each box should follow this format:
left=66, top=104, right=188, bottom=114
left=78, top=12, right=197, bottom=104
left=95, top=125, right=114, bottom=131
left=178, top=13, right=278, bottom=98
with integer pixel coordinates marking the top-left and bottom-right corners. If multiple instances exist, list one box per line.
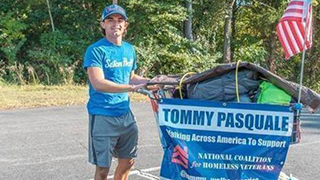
left=101, top=14, right=127, bottom=37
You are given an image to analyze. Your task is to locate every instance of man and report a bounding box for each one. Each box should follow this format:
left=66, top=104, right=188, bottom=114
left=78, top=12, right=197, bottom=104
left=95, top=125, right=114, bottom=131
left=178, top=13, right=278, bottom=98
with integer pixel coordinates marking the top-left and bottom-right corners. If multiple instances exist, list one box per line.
left=83, top=4, right=149, bottom=180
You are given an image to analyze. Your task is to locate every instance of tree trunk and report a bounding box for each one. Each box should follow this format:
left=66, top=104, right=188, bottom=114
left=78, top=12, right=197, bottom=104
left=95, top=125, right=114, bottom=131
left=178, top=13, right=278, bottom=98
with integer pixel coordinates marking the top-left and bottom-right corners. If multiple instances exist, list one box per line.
left=46, top=0, right=55, bottom=32
left=223, top=0, right=235, bottom=63
left=184, top=0, right=193, bottom=41
left=268, top=32, right=277, bottom=73
left=231, top=1, right=238, bottom=61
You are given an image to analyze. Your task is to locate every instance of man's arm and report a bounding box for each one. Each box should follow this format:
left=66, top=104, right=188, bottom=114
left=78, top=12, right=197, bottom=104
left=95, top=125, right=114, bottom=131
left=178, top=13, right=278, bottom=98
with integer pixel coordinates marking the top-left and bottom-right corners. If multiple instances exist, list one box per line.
left=130, top=71, right=149, bottom=85
left=87, top=67, right=135, bottom=92
left=130, top=72, right=160, bottom=91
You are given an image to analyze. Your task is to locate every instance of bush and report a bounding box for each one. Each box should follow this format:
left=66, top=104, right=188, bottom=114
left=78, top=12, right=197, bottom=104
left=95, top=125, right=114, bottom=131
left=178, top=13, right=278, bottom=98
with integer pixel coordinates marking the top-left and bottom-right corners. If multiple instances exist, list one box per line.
left=27, top=31, right=75, bottom=85
left=0, top=12, right=27, bottom=84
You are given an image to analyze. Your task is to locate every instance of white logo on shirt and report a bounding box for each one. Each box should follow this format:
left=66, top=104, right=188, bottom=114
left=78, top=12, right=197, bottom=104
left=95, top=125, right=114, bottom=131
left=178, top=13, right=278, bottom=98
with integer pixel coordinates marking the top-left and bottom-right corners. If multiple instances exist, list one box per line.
left=105, top=58, right=133, bottom=68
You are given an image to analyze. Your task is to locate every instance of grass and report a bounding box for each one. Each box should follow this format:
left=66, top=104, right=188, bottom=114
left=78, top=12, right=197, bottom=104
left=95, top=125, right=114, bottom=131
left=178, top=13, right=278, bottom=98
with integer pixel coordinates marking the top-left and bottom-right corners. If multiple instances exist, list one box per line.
left=0, top=85, right=148, bottom=110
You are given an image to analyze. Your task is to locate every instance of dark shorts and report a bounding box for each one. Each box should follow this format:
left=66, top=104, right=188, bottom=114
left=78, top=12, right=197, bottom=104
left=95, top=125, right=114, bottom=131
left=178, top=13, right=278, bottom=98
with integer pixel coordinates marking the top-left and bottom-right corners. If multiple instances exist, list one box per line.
left=88, top=110, right=138, bottom=168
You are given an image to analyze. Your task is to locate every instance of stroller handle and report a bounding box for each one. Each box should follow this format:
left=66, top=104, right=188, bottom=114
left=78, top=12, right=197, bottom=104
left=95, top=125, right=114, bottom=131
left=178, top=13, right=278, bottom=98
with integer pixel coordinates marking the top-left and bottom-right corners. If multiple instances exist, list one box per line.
left=136, top=88, right=156, bottom=99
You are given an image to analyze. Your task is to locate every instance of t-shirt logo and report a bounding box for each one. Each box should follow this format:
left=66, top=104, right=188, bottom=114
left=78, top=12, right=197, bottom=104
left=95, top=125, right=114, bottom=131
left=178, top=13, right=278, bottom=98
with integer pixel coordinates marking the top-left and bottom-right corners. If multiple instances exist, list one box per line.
left=105, top=58, right=133, bottom=68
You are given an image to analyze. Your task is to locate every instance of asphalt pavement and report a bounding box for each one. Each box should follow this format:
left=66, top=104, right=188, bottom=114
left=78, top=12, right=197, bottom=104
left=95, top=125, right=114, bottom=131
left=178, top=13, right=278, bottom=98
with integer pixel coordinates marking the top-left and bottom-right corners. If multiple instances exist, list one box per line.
left=0, top=102, right=319, bottom=180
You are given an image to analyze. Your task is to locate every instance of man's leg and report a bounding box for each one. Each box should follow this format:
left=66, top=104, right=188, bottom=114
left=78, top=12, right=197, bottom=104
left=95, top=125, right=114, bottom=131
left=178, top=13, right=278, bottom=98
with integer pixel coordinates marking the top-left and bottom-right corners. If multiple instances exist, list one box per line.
left=113, top=111, right=138, bottom=180
left=89, top=115, right=118, bottom=180
left=94, top=166, right=110, bottom=180
left=114, top=158, right=135, bottom=180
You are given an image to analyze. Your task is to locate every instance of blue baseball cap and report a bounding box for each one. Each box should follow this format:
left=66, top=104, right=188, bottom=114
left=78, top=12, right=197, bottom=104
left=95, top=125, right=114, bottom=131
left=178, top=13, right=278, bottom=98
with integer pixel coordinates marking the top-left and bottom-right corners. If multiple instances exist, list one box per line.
left=102, top=4, right=128, bottom=21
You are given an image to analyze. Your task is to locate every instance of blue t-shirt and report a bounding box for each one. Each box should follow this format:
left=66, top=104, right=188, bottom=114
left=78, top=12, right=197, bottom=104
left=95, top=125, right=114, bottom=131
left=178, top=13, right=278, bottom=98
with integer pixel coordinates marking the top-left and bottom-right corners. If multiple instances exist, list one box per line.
left=83, top=38, right=137, bottom=116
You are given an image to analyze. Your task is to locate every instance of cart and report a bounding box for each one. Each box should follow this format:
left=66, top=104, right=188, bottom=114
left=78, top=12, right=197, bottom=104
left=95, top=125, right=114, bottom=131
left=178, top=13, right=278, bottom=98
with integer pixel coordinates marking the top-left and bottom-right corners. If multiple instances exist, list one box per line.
left=139, top=62, right=320, bottom=180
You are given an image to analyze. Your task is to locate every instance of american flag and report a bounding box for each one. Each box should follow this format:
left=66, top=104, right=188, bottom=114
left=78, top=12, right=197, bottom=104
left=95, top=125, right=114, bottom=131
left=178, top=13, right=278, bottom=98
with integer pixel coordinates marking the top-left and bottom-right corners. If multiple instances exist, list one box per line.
left=276, top=0, right=313, bottom=60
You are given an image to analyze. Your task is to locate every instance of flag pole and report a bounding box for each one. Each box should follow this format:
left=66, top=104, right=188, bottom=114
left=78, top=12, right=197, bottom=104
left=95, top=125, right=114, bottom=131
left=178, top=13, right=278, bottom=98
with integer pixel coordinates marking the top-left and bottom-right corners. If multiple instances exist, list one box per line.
left=297, top=2, right=312, bottom=104
left=297, top=42, right=307, bottom=104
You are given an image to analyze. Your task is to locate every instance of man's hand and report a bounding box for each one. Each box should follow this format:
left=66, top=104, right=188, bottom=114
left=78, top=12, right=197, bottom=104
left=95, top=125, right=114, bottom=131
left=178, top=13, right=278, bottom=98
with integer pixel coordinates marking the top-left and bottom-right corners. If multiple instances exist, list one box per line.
left=146, top=84, right=160, bottom=91
left=132, top=83, right=147, bottom=92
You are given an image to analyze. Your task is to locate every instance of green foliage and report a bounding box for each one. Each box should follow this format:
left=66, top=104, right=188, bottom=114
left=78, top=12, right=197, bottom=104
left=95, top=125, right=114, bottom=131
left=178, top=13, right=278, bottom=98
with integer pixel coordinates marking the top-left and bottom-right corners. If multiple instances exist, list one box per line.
left=135, top=40, right=221, bottom=76
left=233, top=0, right=285, bottom=64
left=234, top=39, right=267, bottom=63
left=27, top=31, right=75, bottom=85
left=0, top=12, right=27, bottom=84
left=0, top=13, right=27, bottom=64
left=0, top=0, right=319, bottom=93
left=123, top=0, right=221, bottom=76
left=193, top=0, right=225, bottom=55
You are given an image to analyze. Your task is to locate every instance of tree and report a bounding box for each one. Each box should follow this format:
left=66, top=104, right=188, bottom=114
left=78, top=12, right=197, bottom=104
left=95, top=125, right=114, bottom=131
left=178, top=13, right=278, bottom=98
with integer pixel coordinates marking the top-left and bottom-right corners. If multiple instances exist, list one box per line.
left=0, top=0, right=319, bottom=92
left=223, top=0, right=235, bottom=63
left=184, top=0, right=193, bottom=41
left=46, top=0, right=55, bottom=32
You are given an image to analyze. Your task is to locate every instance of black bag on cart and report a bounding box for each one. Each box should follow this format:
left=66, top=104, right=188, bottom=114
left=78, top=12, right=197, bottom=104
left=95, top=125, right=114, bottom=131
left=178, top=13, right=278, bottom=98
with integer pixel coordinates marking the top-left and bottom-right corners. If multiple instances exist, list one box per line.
left=187, top=69, right=260, bottom=102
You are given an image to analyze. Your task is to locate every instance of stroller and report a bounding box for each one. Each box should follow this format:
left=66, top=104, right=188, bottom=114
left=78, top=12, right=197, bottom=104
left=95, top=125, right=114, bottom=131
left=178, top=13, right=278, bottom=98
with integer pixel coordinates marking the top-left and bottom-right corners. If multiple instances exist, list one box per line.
left=139, top=62, right=320, bottom=180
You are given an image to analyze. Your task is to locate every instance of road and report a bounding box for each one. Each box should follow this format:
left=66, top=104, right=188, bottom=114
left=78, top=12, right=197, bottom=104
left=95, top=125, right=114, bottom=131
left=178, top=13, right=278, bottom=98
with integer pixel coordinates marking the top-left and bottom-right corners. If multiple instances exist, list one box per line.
left=0, top=102, right=319, bottom=180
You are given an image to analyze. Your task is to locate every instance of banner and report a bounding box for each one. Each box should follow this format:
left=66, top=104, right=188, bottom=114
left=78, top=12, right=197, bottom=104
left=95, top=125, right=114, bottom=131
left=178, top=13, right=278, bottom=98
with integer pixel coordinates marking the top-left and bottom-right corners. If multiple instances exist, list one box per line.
left=157, top=99, right=294, bottom=180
